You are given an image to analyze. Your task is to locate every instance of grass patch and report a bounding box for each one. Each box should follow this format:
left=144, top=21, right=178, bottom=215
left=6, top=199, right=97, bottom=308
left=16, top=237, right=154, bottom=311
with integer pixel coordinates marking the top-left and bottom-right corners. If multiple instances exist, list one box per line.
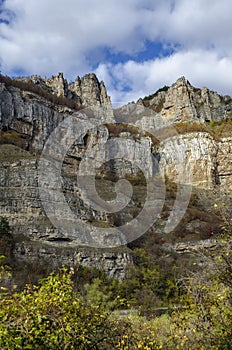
left=0, top=144, right=34, bottom=162
left=174, top=119, right=232, bottom=140
left=104, top=123, right=159, bottom=147
left=0, top=130, right=30, bottom=149
left=208, top=118, right=232, bottom=138
left=104, top=122, right=140, bottom=138
left=175, top=122, right=210, bottom=135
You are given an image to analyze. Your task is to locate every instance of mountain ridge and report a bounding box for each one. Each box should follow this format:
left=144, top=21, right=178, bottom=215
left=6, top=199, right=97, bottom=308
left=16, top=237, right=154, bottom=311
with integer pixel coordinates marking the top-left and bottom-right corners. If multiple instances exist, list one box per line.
left=0, top=72, right=231, bottom=279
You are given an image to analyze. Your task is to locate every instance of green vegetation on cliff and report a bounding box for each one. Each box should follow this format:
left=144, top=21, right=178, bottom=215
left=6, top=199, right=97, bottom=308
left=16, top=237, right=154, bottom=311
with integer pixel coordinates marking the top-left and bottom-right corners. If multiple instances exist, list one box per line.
left=0, top=239, right=231, bottom=349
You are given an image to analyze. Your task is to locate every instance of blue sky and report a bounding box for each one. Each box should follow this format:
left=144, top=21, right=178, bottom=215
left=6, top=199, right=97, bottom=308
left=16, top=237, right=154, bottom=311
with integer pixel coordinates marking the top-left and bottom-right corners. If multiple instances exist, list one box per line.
left=0, top=0, right=232, bottom=104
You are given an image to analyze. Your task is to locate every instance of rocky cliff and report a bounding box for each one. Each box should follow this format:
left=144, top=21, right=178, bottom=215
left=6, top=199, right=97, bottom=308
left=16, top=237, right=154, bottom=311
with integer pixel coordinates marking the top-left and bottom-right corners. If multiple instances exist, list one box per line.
left=115, top=76, right=232, bottom=127
left=142, top=76, right=232, bottom=123
left=0, top=74, right=231, bottom=278
left=29, top=72, right=114, bottom=122
left=114, top=78, right=232, bottom=196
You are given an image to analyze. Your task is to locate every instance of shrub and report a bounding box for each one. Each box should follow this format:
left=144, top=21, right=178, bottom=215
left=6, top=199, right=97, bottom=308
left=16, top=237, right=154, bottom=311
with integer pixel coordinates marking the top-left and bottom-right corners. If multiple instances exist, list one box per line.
left=0, top=218, right=10, bottom=237
left=0, top=244, right=231, bottom=349
left=0, top=131, right=29, bottom=149
left=104, top=123, right=159, bottom=147
left=143, top=85, right=169, bottom=101
left=209, top=118, right=232, bottom=138
left=0, top=217, right=13, bottom=263
left=175, top=122, right=209, bottom=135
left=0, top=269, right=114, bottom=349
left=174, top=119, right=232, bottom=140
left=104, top=123, right=140, bottom=138
left=169, top=241, right=232, bottom=349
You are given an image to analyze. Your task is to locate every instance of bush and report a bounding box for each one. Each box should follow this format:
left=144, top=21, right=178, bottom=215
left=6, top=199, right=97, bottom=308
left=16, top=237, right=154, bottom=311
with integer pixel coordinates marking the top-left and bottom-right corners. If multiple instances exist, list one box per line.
left=0, top=218, right=10, bottom=237
left=175, top=122, right=209, bottom=135
left=209, top=119, right=232, bottom=139
left=104, top=123, right=159, bottom=147
left=143, top=86, right=169, bottom=101
left=0, top=243, right=231, bottom=349
left=174, top=119, right=232, bottom=140
left=0, top=217, right=13, bottom=264
left=169, top=241, right=232, bottom=349
left=0, top=267, right=170, bottom=349
left=0, top=131, right=29, bottom=149
left=0, top=269, right=115, bottom=349
left=104, top=123, right=140, bottom=138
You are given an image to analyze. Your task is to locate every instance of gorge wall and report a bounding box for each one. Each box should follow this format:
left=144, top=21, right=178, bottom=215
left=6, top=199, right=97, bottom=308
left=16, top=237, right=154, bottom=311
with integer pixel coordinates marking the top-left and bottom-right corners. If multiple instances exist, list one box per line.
left=0, top=73, right=231, bottom=278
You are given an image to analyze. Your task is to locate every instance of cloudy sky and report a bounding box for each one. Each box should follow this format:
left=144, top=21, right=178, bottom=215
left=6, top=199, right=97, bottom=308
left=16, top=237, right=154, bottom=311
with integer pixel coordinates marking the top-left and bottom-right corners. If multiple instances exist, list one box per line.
left=0, top=0, right=232, bottom=104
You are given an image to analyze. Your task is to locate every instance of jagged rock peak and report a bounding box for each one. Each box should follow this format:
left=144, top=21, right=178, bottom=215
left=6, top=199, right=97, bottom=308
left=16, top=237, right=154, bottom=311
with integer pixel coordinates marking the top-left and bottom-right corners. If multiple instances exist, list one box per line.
left=11, top=72, right=114, bottom=122
left=45, top=72, right=68, bottom=97
left=20, top=72, right=112, bottom=111
left=69, top=73, right=111, bottom=107
left=141, top=76, right=232, bottom=124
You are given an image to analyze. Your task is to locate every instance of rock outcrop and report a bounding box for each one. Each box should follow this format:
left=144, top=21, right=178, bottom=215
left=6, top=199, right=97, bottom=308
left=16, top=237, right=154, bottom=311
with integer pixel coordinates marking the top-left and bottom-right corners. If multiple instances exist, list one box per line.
left=114, top=78, right=232, bottom=195
left=0, top=74, right=231, bottom=278
left=217, top=137, right=232, bottom=194
left=116, top=77, right=232, bottom=130
left=32, top=72, right=114, bottom=122
left=0, top=73, right=114, bottom=151
left=143, top=76, right=232, bottom=124
left=14, top=241, right=132, bottom=280
left=159, top=133, right=218, bottom=188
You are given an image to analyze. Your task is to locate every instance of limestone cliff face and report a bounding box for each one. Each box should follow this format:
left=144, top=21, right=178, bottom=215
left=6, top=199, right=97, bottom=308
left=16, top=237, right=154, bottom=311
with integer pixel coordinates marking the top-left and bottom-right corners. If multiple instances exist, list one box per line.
left=159, top=133, right=218, bottom=188
left=0, top=73, right=114, bottom=151
left=0, top=83, right=66, bottom=151
left=45, top=72, right=69, bottom=97
left=33, top=72, right=114, bottom=122
left=69, top=73, right=111, bottom=107
left=0, top=143, right=131, bottom=278
left=217, top=137, right=232, bottom=194
left=114, top=78, right=232, bottom=195
left=14, top=241, right=132, bottom=281
left=143, top=76, right=232, bottom=124
left=116, top=77, right=232, bottom=130
left=0, top=74, right=123, bottom=278
left=158, top=132, right=232, bottom=194
left=0, top=74, right=231, bottom=278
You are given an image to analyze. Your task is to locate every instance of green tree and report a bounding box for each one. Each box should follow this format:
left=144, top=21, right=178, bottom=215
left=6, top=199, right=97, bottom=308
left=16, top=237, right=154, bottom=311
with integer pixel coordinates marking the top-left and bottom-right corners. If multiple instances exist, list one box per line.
left=169, top=241, right=232, bottom=349
left=0, top=217, right=13, bottom=264
left=117, top=248, right=179, bottom=315
left=0, top=269, right=115, bottom=349
left=0, top=217, right=10, bottom=237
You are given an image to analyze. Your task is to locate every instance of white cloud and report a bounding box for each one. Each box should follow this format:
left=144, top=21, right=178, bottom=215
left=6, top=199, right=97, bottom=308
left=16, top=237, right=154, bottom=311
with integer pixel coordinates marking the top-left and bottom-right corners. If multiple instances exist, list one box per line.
left=0, top=0, right=232, bottom=101
left=0, top=0, right=156, bottom=76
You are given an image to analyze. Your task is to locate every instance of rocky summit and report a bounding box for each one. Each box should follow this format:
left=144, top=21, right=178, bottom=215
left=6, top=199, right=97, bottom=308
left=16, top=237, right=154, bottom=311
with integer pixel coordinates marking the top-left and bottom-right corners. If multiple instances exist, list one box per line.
left=0, top=73, right=231, bottom=278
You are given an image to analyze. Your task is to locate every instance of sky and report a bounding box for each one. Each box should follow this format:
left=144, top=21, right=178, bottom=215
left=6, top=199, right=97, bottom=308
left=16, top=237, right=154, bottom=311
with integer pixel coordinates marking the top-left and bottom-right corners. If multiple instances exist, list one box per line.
left=0, top=0, right=232, bottom=104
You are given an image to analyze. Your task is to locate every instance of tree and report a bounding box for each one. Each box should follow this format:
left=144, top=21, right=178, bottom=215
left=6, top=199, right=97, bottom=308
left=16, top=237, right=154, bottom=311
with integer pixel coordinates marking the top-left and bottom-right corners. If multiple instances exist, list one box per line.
left=169, top=241, right=232, bottom=349
left=0, top=269, right=114, bottom=349
left=0, top=217, right=10, bottom=237
left=0, top=217, right=13, bottom=264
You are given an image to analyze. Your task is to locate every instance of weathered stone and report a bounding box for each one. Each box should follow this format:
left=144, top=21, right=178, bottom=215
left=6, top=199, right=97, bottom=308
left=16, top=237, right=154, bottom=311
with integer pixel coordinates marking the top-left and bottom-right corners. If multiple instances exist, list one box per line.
left=159, top=133, right=218, bottom=189
left=14, top=241, right=132, bottom=280
left=217, top=137, right=232, bottom=194
left=144, top=76, right=232, bottom=123
left=0, top=75, right=232, bottom=278
left=45, top=72, right=68, bottom=97
left=117, top=77, right=232, bottom=129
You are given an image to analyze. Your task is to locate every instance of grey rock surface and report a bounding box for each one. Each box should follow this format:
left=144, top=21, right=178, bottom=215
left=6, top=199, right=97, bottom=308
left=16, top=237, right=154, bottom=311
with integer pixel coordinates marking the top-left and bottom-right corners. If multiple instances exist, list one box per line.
left=0, top=75, right=231, bottom=278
